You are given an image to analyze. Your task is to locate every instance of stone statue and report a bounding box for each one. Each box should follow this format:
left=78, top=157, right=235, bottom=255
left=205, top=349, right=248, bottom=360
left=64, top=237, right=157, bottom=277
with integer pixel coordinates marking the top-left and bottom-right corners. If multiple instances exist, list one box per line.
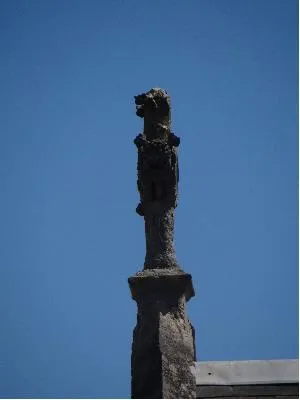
left=129, top=88, right=196, bottom=399
left=134, top=88, right=181, bottom=270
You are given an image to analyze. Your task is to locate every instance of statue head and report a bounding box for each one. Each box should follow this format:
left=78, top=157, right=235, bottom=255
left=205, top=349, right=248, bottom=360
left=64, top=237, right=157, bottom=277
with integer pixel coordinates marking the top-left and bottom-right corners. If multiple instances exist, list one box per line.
left=134, top=88, right=171, bottom=140
left=134, top=88, right=170, bottom=118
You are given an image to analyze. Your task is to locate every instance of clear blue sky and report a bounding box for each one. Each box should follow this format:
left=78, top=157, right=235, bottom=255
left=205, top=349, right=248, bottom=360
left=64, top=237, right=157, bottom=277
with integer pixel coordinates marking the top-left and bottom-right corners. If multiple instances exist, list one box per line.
left=0, top=0, right=298, bottom=398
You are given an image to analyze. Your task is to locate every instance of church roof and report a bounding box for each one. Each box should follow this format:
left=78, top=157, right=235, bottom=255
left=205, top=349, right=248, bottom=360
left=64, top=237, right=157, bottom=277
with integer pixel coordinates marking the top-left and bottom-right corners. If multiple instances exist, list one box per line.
left=194, top=359, right=298, bottom=385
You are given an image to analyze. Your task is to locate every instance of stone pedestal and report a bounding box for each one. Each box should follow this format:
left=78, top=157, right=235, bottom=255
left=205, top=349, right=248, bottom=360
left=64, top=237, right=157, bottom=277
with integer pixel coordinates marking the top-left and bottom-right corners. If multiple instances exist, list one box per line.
left=128, top=269, right=197, bottom=399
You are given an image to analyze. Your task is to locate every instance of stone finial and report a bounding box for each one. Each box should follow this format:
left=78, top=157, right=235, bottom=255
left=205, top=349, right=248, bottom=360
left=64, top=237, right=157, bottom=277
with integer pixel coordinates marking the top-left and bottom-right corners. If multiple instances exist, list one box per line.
left=134, top=88, right=180, bottom=270
left=129, top=89, right=197, bottom=399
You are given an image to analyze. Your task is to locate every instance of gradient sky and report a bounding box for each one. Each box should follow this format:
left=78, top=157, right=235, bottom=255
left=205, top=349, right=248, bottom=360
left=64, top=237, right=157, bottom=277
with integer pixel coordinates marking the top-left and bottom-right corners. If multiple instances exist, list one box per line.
left=0, top=0, right=298, bottom=398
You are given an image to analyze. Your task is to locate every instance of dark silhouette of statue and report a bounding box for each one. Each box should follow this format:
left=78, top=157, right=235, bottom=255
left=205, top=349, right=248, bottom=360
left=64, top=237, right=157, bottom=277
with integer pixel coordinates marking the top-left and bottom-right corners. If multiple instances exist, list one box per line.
left=134, top=88, right=181, bottom=270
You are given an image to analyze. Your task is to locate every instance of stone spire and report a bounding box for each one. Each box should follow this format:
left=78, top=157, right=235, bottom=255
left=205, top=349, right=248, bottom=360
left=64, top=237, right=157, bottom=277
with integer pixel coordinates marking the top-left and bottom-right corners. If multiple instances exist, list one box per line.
left=128, top=88, right=197, bottom=399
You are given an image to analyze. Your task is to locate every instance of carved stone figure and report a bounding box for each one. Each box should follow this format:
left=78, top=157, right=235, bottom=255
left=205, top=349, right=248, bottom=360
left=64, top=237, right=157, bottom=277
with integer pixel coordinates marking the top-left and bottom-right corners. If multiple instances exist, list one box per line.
left=134, top=88, right=181, bottom=269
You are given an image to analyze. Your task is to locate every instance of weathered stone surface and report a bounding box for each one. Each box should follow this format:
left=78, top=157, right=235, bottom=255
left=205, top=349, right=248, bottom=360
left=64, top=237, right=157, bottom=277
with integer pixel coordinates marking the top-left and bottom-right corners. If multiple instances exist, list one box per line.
left=130, top=88, right=196, bottom=399
left=134, top=88, right=180, bottom=270
left=129, top=268, right=194, bottom=301
left=129, top=270, right=196, bottom=398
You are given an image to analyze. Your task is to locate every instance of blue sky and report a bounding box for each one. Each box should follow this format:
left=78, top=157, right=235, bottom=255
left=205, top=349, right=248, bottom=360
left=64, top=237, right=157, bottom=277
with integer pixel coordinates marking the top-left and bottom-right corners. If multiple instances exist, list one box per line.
left=0, top=0, right=298, bottom=398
